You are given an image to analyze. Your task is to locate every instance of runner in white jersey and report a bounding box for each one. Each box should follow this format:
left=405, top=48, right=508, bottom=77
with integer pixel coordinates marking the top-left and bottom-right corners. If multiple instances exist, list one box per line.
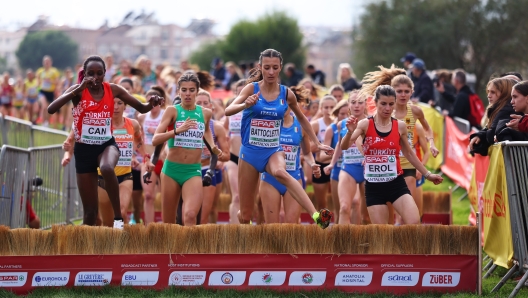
left=309, top=95, right=336, bottom=210
left=223, top=79, right=246, bottom=223
left=137, top=86, right=166, bottom=224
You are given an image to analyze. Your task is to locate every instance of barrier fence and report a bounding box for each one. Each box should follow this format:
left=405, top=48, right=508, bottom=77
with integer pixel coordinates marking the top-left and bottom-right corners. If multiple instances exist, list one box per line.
left=0, top=115, right=69, bottom=148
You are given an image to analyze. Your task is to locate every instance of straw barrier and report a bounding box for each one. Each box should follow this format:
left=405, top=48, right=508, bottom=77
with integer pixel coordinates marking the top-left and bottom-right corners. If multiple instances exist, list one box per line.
left=0, top=224, right=479, bottom=294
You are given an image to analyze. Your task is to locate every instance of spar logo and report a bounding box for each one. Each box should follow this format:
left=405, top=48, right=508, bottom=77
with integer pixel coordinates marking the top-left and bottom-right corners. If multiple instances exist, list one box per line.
left=248, top=271, right=286, bottom=286
left=381, top=272, right=419, bottom=286
left=365, top=156, right=391, bottom=163
left=302, top=273, right=313, bottom=284
left=388, top=156, right=395, bottom=163
left=422, top=272, right=460, bottom=287
left=221, top=273, right=233, bottom=284
left=32, top=272, right=69, bottom=286
left=251, top=119, right=280, bottom=128
left=0, top=273, right=28, bottom=287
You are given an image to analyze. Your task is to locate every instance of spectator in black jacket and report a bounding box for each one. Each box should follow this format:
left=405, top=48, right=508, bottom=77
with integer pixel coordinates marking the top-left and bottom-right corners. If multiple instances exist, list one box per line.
left=305, top=64, right=326, bottom=87
left=469, top=77, right=520, bottom=155
left=436, top=69, right=474, bottom=122
left=338, top=63, right=361, bottom=92
left=410, top=59, right=434, bottom=104
left=284, top=63, right=304, bottom=87
left=432, top=69, right=457, bottom=112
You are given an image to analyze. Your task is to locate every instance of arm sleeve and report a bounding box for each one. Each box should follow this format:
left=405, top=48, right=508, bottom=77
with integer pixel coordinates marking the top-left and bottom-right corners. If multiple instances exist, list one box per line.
left=519, top=115, right=528, bottom=133
left=487, top=109, right=513, bottom=143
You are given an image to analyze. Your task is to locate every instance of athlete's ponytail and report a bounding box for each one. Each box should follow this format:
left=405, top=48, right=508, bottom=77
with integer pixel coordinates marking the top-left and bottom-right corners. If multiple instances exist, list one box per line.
left=359, top=64, right=405, bottom=99
left=289, top=85, right=310, bottom=104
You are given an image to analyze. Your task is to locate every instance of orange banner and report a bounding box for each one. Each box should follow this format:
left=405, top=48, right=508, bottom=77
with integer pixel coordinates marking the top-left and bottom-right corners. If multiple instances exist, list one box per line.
left=468, top=154, right=490, bottom=241
left=440, top=117, right=474, bottom=190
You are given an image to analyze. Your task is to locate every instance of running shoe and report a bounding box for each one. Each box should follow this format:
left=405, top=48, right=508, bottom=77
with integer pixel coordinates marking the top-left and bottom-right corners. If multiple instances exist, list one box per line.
left=113, top=220, right=124, bottom=230
left=313, top=209, right=333, bottom=229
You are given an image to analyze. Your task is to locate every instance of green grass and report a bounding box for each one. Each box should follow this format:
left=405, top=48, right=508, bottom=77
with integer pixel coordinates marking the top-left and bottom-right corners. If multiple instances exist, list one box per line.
left=422, top=176, right=471, bottom=226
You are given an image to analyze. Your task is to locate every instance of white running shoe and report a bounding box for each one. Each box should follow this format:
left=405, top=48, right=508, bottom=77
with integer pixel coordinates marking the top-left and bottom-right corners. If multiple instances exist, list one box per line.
left=113, top=220, right=124, bottom=229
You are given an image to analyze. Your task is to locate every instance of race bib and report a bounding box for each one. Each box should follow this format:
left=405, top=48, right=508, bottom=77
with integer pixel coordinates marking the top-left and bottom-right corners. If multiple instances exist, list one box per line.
left=282, top=144, right=299, bottom=171
left=42, top=80, right=52, bottom=90
left=249, top=119, right=281, bottom=147
left=343, top=146, right=364, bottom=165
left=174, top=121, right=205, bottom=149
left=0, top=96, right=10, bottom=104
left=229, top=113, right=243, bottom=135
left=114, top=129, right=134, bottom=167
left=16, top=92, right=23, bottom=100
left=27, top=87, right=38, bottom=97
left=364, top=155, right=398, bottom=183
left=81, top=118, right=112, bottom=145
left=337, top=155, right=343, bottom=168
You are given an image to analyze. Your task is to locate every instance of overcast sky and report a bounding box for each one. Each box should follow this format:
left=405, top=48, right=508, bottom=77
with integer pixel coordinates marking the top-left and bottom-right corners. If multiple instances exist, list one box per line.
left=1, top=0, right=368, bottom=34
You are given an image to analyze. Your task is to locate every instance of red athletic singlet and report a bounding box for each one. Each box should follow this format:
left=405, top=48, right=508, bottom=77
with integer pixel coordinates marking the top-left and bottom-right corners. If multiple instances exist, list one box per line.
left=72, top=82, right=114, bottom=144
left=362, top=117, right=403, bottom=182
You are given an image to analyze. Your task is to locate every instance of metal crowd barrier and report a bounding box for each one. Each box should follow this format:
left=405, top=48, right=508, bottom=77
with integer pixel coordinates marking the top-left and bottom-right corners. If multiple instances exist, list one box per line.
left=491, top=142, right=528, bottom=297
left=0, top=115, right=68, bottom=147
left=0, top=145, right=30, bottom=228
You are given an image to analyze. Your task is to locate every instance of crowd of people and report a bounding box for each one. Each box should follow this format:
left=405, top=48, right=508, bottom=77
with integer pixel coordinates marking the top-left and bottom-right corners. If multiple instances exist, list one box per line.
left=7, top=47, right=527, bottom=229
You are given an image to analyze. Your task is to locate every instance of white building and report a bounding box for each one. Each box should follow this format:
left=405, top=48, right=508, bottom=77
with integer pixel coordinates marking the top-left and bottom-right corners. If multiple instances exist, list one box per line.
left=0, top=28, right=27, bottom=72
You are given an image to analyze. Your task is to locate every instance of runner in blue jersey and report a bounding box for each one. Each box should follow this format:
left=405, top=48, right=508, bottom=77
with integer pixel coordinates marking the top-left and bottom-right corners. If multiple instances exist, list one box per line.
left=225, top=49, right=334, bottom=228
left=259, top=87, right=320, bottom=223
left=322, top=98, right=350, bottom=222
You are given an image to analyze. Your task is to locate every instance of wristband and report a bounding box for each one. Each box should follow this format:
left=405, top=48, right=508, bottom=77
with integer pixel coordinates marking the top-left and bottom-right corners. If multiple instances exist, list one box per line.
left=144, top=154, right=151, bottom=161
left=424, top=171, right=431, bottom=179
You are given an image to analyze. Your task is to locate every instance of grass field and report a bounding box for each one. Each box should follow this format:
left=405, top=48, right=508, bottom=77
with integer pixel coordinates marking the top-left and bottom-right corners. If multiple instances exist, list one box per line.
left=2, top=176, right=526, bottom=297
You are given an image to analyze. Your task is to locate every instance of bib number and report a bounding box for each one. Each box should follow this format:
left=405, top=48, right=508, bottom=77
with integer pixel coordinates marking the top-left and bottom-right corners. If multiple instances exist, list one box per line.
left=81, top=118, right=112, bottom=144
left=117, top=141, right=133, bottom=167
left=174, top=121, right=204, bottom=149
left=42, top=80, right=52, bottom=90
left=282, top=144, right=299, bottom=171
left=343, top=146, right=364, bottom=165
left=0, top=96, right=10, bottom=104
left=364, top=155, right=398, bottom=182
left=249, top=119, right=281, bottom=148
left=229, top=113, right=242, bottom=135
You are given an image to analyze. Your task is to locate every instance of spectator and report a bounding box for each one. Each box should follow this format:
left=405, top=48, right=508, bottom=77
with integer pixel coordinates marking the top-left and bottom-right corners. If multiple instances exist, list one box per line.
left=180, top=60, right=191, bottom=72
left=305, top=64, right=326, bottom=87
left=469, top=78, right=520, bottom=156
left=104, top=54, right=117, bottom=82
left=400, top=52, right=416, bottom=69
left=224, top=61, right=242, bottom=91
left=329, top=84, right=345, bottom=102
left=500, top=72, right=523, bottom=81
left=337, top=63, right=361, bottom=92
left=410, top=59, right=434, bottom=104
left=432, top=69, right=457, bottom=112
left=284, top=63, right=304, bottom=87
left=436, top=69, right=476, bottom=124
left=299, top=78, right=321, bottom=101
left=507, top=81, right=528, bottom=134
left=211, top=57, right=226, bottom=89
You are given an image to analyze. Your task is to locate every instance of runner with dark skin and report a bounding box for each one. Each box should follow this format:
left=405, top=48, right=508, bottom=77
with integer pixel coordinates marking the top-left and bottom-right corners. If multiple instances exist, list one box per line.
left=48, top=56, right=163, bottom=225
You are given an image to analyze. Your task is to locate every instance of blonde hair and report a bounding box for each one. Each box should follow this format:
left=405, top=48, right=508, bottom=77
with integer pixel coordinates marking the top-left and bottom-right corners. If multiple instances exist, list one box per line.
left=332, top=99, right=349, bottom=119
left=197, top=89, right=212, bottom=103
left=337, top=63, right=356, bottom=83
left=391, top=74, right=414, bottom=89
left=320, top=95, right=337, bottom=108
left=359, top=64, right=406, bottom=99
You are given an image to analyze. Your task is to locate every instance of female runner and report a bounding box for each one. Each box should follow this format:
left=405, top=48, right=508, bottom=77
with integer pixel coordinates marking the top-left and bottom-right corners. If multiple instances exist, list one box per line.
left=310, top=95, right=336, bottom=210
left=196, top=89, right=230, bottom=224
left=223, top=79, right=246, bottom=223
left=323, top=98, right=350, bottom=221
left=137, top=87, right=166, bottom=224
left=152, top=73, right=221, bottom=225
left=345, top=85, right=442, bottom=224
left=98, top=96, right=153, bottom=226
left=48, top=55, right=163, bottom=226
left=224, top=49, right=334, bottom=228
left=259, top=86, right=320, bottom=223
left=413, top=122, right=430, bottom=209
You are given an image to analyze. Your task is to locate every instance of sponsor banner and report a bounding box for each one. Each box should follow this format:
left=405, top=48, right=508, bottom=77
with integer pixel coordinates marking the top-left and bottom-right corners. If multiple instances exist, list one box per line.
left=422, top=272, right=460, bottom=287
left=418, top=103, right=444, bottom=170
left=32, top=272, right=69, bottom=287
left=0, top=273, right=27, bottom=287
left=208, top=271, right=246, bottom=286
left=335, top=271, right=373, bottom=286
left=0, top=254, right=477, bottom=294
left=249, top=271, right=286, bottom=286
left=482, top=146, right=514, bottom=269
left=168, top=271, right=206, bottom=286
left=289, top=271, right=326, bottom=286
left=74, top=271, right=112, bottom=286
left=441, top=117, right=474, bottom=190
left=121, top=271, right=159, bottom=286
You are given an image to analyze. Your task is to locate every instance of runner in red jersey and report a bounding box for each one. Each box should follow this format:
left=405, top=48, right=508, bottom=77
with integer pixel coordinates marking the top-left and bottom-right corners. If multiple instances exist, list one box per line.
left=48, top=55, right=163, bottom=227
left=344, top=85, right=442, bottom=224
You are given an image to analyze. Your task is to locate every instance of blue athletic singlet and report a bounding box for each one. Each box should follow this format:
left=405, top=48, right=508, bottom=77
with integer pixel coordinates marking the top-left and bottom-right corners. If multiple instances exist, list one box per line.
left=339, top=119, right=365, bottom=183
left=261, top=116, right=303, bottom=195
left=240, top=82, right=289, bottom=173
left=329, top=122, right=341, bottom=181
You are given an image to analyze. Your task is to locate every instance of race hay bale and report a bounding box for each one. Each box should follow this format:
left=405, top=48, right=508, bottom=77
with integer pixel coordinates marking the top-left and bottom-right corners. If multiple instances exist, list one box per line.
left=0, top=224, right=478, bottom=256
